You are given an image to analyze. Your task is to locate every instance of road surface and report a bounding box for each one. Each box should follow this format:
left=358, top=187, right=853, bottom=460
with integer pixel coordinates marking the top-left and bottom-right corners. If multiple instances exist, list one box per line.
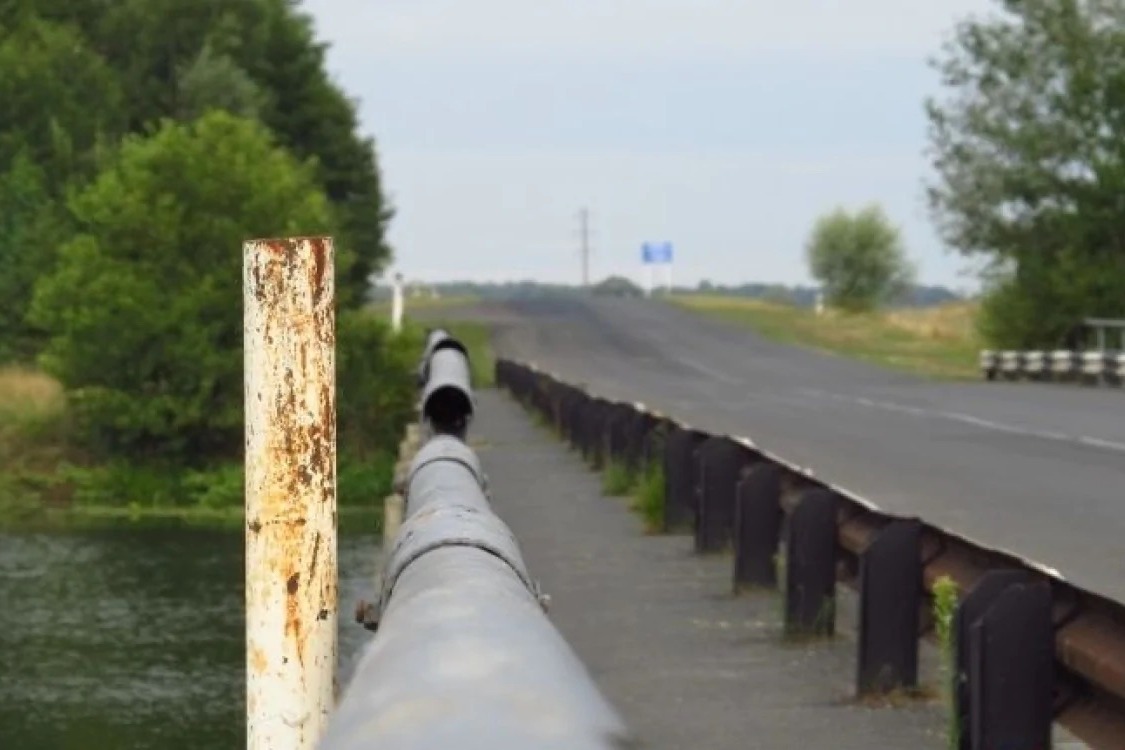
left=479, top=296, right=1125, bottom=601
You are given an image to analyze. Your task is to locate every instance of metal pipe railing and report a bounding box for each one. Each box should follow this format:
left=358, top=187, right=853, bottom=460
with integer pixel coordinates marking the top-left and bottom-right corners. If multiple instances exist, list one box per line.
left=318, top=333, right=632, bottom=750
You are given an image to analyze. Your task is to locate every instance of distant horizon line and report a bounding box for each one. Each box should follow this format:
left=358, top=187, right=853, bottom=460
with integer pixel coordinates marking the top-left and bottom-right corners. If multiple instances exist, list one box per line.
left=370, top=277, right=966, bottom=292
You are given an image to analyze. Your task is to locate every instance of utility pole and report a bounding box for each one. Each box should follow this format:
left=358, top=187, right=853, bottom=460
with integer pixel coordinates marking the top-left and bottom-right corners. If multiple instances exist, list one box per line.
left=578, top=207, right=590, bottom=288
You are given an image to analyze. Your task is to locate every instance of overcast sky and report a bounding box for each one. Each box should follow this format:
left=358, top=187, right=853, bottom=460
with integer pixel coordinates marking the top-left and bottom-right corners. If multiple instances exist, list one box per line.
left=301, top=0, right=994, bottom=290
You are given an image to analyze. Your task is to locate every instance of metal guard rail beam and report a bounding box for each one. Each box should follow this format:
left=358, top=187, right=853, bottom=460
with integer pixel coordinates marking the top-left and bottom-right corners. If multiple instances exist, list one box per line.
left=317, top=340, right=632, bottom=750
left=495, top=357, right=1125, bottom=749
left=980, top=348, right=1124, bottom=386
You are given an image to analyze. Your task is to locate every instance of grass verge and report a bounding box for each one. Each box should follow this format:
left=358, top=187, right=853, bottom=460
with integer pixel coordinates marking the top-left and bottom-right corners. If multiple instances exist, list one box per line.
left=0, top=447, right=395, bottom=531
left=671, top=295, right=982, bottom=380
left=600, top=458, right=667, bottom=533
left=367, top=311, right=495, bottom=389
left=3, top=504, right=382, bottom=533
left=0, top=339, right=408, bottom=530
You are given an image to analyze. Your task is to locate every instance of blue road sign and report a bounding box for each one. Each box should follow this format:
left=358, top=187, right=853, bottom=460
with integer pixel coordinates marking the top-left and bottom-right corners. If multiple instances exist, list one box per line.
left=641, top=242, right=673, bottom=264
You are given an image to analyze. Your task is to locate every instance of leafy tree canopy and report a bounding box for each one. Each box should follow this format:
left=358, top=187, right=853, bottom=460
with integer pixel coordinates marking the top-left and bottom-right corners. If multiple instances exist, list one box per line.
left=29, top=112, right=336, bottom=460
left=926, top=0, right=1125, bottom=347
left=0, top=0, right=392, bottom=366
left=805, top=205, right=914, bottom=312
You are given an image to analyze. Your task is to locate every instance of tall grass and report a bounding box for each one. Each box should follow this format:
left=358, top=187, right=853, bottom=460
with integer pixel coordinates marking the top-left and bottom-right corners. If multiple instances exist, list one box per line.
left=601, top=461, right=634, bottom=496
left=672, top=296, right=982, bottom=380
left=0, top=367, right=70, bottom=468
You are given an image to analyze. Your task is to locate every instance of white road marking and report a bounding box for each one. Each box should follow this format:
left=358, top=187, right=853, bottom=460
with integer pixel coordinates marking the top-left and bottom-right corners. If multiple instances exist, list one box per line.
left=800, top=388, right=1125, bottom=455
left=676, top=357, right=743, bottom=385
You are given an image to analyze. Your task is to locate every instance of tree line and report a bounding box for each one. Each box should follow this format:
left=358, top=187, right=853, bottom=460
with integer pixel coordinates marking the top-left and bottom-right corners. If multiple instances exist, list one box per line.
left=0, top=0, right=413, bottom=511
left=380, top=280, right=960, bottom=308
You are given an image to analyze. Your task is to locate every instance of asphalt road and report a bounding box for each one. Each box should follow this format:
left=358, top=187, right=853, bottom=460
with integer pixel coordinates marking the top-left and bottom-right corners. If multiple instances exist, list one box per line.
left=482, top=296, right=1125, bottom=601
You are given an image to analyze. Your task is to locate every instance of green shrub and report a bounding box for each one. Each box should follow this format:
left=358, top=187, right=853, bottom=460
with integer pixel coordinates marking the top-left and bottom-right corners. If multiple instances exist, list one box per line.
left=631, top=465, right=664, bottom=531
left=337, top=312, right=422, bottom=461
left=182, top=463, right=244, bottom=510
left=29, top=111, right=337, bottom=463
left=338, top=452, right=395, bottom=507
left=602, top=461, right=635, bottom=496
left=60, top=462, right=183, bottom=507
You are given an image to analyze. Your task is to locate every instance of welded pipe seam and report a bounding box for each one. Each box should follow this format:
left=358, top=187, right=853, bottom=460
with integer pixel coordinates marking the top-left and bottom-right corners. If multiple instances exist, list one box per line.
left=406, top=435, right=487, bottom=498
left=379, top=502, right=537, bottom=613
left=319, top=547, right=632, bottom=750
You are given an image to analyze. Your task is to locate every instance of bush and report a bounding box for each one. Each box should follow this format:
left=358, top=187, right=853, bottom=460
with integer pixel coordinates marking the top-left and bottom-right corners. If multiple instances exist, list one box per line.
left=29, top=111, right=338, bottom=462
left=602, top=461, right=635, bottom=496
left=337, top=312, right=422, bottom=461
left=976, top=250, right=1125, bottom=349
left=805, top=205, right=914, bottom=312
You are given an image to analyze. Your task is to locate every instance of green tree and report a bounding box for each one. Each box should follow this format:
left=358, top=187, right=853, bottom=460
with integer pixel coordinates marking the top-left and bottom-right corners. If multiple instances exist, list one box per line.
left=926, top=0, right=1125, bottom=347
left=805, top=205, right=914, bottom=311
left=0, top=19, right=123, bottom=361
left=174, top=42, right=266, bottom=122
left=0, top=18, right=124, bottom=177
left=0, top=154, right=67, bottom=362
left=6, top=0, right=393, bottom=304
left=29, top=111, right=337, bottom=461
left=246, top=0, right=393, bottom=304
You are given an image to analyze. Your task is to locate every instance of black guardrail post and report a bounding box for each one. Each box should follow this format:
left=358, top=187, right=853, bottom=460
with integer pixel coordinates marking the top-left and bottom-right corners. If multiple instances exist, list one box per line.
left=603, top=403, right=630, bottom=466
left=576, top=398, right=597, bottom=463
left=856, top=518, right=922, bottom=696
left=586, top=399, right=610, bottom=468
left=954, top=571, right=1053, bottom=750
left=953, top=569, right=1032, bottom=750
left=784, top=488, right=838, bottom=637
left=662, top=427, right=708, bottom=533
left=641, top=417, right=672, bottom=475
left=625, top=410, right=657, bottom=472
left=564, top=390, right=584, bottom=447
left=732, top=463, right=784, bottom=591
left=695, top=437, right=755, bottom=553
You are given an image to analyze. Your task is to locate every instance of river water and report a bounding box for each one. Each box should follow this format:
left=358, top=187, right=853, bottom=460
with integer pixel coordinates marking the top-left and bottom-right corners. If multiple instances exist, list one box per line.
left=0, top=528, right=380, bottom=750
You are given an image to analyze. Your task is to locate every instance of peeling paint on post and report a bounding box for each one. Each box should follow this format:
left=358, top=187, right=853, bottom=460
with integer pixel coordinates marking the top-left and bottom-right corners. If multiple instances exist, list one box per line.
left=244, top=237, right=337, bottom=750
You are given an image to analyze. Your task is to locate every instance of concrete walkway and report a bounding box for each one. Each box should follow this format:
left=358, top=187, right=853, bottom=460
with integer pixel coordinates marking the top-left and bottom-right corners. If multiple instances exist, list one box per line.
left=472, top=389, right=945, bottom=750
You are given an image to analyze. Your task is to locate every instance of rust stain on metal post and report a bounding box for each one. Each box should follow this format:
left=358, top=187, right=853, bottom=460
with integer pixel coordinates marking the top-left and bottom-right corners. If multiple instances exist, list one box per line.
left=245, top=237, right=337, bottom=750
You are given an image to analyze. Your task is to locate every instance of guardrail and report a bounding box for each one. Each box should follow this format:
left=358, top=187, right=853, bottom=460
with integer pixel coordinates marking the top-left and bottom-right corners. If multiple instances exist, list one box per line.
left=497, top=357, right=1125, bottom=750
left=317, top=333, right=632, bottom=750
left=980, top=349, right=1125, bottom=387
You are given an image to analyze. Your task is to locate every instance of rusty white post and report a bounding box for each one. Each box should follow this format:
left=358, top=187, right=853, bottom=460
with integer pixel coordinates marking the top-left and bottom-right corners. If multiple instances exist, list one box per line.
left=244, top=237, right=338, bottom=750
left=391, top=272, right=404, bottom=334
